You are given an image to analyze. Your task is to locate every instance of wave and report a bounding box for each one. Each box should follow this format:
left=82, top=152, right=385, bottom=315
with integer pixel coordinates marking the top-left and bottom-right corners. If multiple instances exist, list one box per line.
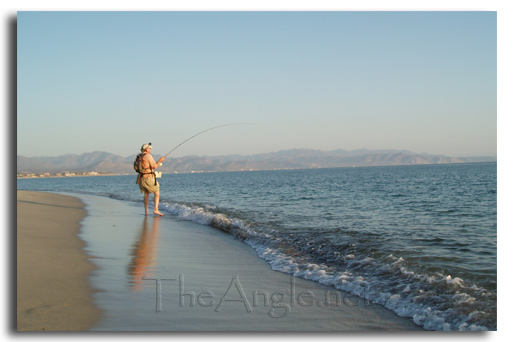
left=18, top=167, right=496, bottom=331
left=18, top=175, right=496, bottom=331
left=158, top=200, right=496, bottom=331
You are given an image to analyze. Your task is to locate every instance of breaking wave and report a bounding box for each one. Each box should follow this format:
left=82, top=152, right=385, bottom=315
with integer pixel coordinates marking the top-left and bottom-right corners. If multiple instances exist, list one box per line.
left=159, top=200, right=496, bottom=331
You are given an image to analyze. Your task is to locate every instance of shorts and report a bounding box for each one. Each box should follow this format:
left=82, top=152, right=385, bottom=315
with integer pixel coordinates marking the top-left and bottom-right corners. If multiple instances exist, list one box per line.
left=138, top=176, right=160, bottom=194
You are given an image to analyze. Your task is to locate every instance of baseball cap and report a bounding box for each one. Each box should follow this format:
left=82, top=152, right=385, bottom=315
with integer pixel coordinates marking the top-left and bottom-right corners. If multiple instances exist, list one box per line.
left=140, top=143, right=152, bottom=152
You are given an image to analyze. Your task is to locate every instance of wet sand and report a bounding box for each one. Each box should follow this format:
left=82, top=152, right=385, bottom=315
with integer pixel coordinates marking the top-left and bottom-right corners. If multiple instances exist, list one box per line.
left=16, top=191, right=102, bottom=331
left=75, top=194, right=424, bottom=331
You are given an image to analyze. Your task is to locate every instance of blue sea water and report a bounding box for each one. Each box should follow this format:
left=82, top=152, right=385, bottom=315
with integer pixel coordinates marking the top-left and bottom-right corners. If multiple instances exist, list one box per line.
left=17, top=163, right=497, bottom=331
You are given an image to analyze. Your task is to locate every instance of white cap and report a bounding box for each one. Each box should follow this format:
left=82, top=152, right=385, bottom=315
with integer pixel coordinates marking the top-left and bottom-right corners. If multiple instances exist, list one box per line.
left=140, top=143, right=152, bottom=152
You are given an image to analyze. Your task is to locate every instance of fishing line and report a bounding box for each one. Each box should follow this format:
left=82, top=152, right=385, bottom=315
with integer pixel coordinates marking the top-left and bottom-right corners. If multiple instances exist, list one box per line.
left=164, top=123, right=253, bottom=157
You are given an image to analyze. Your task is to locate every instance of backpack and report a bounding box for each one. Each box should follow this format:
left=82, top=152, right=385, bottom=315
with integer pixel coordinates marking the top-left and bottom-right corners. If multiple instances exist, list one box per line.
left=134, top=153, right=147, bottom=174
left=134, top=153, right=157, bottom=185
left=134, top=153, right=158, bottom=185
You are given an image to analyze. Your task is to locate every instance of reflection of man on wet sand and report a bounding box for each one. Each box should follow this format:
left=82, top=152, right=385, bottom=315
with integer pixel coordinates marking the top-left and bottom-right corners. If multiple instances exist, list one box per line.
left=128, top=217, right=160, bottom=291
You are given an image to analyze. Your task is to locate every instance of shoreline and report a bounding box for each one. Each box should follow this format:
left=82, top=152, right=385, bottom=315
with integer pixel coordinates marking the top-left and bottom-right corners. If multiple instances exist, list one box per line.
left=16, top=191, right=102, bottom=331
left=16, top=190, right=424, bottom=331
left=17, top=173, right=119, bottom=179
left=16, top=161, right=498, bottom=179
left=75, top=193, right=424, bottom=331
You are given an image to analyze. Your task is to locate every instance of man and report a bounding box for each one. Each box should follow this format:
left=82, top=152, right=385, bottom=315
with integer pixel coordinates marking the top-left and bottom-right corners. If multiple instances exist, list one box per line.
left=136, top=143, right=166, bottom=216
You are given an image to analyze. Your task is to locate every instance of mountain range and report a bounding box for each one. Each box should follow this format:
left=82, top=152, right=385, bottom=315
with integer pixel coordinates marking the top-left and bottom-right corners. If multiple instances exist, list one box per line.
left=16, top=149, right=496, bottom=174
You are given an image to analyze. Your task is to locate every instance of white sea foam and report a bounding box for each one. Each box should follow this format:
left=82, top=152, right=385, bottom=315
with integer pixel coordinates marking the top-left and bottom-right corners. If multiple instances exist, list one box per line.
left=158, top=200, right=493, bottom=331
left=18, top=163, right=497, bottom=331
left=246, top=233, right=491, bottom=331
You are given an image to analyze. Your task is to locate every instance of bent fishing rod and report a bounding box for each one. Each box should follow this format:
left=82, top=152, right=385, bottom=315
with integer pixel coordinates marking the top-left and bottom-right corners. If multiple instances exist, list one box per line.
left=164, top=123, right=252, bottom=158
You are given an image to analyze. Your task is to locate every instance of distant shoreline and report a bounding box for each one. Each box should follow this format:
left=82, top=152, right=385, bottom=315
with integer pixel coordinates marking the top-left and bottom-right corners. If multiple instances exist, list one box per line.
left=17, top=149, right=497, bottom=176
left=17, top=160, right=497, bottom=179
left=17, top=172, right=119, bottom=179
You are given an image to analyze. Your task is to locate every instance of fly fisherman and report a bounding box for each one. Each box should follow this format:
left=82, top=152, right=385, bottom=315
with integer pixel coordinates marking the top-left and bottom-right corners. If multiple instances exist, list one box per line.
left=136, top=143, right=166, bottom=216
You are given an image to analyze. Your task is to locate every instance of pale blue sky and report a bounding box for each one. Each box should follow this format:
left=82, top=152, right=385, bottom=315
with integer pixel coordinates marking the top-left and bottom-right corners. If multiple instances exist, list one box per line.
left=17, top=11, right=497, bottom=158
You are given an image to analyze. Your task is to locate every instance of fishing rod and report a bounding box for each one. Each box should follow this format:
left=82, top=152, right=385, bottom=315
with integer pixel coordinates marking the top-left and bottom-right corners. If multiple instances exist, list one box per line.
left=164, top=123, right=252, bottom=158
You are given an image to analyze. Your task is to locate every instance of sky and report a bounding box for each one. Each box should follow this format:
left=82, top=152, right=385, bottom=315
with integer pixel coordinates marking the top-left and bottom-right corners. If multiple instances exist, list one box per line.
left=16, top=9, right=497, bottom=158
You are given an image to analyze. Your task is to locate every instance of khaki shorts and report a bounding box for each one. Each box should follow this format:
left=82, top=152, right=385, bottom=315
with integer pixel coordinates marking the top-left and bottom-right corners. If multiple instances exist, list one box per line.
left=138, top=177, right=160, bottom=194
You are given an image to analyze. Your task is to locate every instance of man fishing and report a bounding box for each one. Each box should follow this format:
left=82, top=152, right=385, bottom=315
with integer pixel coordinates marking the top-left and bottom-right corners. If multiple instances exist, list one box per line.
left=136, top=143, right=166, bottom=216
left=135, top=124, right=247, bottom=216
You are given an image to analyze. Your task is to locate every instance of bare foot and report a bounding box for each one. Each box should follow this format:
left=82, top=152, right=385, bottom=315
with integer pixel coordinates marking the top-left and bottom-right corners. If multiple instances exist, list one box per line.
left=154, top=210, right=164, bottom=216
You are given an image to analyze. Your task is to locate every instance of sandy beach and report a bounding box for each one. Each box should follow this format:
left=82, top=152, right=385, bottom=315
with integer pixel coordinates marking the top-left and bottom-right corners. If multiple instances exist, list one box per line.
left=16, top=191, right=102, bottom=331
left=16, top=189, right=424, bottom=331
left=74, top=193, right=424, bottom=331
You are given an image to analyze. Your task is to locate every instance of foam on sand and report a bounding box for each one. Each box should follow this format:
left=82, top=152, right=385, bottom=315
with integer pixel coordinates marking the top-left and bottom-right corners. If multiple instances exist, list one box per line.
left=75, top=194, right=423, bottom=331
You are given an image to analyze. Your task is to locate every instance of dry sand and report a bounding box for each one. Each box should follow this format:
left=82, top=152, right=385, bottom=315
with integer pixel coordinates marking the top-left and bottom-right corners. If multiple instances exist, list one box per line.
left=16, top=190, right=423, bottom=331
left=17, top=191, right=102, bottom=331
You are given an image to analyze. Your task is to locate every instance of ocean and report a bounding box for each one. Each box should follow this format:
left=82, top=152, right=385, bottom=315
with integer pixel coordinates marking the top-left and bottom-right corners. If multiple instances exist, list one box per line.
left=17, top=162, right=497, bottom=331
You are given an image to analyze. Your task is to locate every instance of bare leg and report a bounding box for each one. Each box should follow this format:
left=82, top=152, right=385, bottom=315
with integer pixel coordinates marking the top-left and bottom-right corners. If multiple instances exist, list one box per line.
left=153, top=191, right=164, bottom=216
left=144, top=192, right=150, bottom=216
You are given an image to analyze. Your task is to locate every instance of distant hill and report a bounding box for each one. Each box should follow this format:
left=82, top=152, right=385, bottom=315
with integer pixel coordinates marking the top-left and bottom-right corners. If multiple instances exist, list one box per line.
left=16, top=149, right=497, bottom=174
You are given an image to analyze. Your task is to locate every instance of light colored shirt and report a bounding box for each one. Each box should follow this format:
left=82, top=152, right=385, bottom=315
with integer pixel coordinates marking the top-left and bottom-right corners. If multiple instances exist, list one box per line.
left=141, top=153, right=158, bottom=179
